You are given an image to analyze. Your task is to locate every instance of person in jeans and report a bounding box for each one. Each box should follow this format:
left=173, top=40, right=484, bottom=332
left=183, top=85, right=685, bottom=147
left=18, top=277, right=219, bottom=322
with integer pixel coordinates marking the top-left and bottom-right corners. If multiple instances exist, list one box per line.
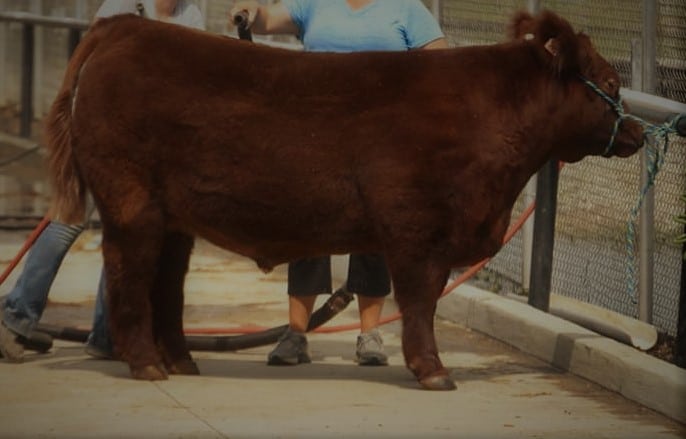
left=228, top=0, right=447, bottom=366
left=0, top=0, right=205, bottom=362
left=0, top=218, right=107, bottom=361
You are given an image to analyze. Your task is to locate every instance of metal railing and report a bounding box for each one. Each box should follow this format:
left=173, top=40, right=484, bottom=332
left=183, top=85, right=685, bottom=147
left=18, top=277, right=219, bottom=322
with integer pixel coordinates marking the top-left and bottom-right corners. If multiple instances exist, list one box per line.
left=502, top=2, right=685, bottom=352
left=0, top=11, right=88, bottom=138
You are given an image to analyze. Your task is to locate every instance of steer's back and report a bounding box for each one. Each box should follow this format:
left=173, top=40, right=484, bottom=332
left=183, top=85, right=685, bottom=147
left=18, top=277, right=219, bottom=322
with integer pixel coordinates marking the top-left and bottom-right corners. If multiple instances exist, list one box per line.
left=57, top=13, right=580, bottom=270
left=68, top=15, right=467, bottom=267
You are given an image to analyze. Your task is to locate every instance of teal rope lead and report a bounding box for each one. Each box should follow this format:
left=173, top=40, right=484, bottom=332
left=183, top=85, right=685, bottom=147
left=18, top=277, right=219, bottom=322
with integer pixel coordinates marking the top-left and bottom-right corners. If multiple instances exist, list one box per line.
left=624, top=116, right=679, bottom=304
left=579, top=76, right=682, bottom=304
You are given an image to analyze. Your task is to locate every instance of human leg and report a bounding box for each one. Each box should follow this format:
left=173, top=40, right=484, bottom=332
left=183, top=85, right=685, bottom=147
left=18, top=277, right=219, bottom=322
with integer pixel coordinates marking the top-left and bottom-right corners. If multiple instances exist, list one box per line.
left=85, top=267, right=112, bottom=359
left=357, top=295, right=385, bottom=333
left=286, top=294, right=317, bottom=333
left=1, top=221, right=84, bottom=361
left=267, top=257, right=331, bottom=365
left=347, top=253, right=391, bottom=366
left=287, top=255, right=331, bottom=331
left=267, top=294, right=316, bottom=365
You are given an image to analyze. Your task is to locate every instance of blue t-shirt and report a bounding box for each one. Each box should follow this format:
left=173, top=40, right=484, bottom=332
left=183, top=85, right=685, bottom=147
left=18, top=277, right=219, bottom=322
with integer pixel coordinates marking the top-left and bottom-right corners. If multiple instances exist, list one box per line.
left=282, top=0, right=444, bottom=52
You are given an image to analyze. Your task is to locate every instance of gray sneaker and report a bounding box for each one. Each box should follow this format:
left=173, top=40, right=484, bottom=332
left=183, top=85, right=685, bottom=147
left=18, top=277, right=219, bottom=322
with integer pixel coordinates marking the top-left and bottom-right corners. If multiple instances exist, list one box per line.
left=356, top=328, right=388, bottom=366
left=267, top=329, right=311, bottom=365
left=0, top=321, right=24, bottom=363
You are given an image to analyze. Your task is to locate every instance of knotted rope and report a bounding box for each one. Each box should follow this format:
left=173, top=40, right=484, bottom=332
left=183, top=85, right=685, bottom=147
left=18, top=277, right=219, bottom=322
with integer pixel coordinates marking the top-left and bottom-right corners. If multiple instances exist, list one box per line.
left=624, top=116, right=680, bottom=303
left=579, top=76, right=683, bottom=303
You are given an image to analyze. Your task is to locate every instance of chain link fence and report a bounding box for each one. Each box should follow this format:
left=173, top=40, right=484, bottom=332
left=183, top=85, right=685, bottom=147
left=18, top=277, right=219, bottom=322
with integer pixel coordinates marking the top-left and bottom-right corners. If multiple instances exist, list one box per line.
left=441, top=0, right=685, bottom=337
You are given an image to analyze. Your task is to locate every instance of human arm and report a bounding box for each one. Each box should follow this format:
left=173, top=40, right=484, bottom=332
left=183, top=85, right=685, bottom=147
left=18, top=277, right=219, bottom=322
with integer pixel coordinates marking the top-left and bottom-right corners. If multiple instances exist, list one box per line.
left=93, top=0, right=205, bottom=30
left=93, top=0, right=140, bottom=23
left=186, top=4, right=206, bottom=31
left=229, top=0, right=298, bottom=35
left=405, top=0, right=448, bottom=50
left=419, top=37, right=449, bottom=50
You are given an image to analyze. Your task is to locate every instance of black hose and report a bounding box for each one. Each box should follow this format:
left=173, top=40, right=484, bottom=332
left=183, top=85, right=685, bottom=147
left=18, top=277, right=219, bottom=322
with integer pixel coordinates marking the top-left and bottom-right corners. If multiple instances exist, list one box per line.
left=189, top=286, right=355, bottom=351
left=34, top=323, right=89, bottom=343
left=16, top=330, right=53, bottom=353
left=34, top=287, right=355, bottom=352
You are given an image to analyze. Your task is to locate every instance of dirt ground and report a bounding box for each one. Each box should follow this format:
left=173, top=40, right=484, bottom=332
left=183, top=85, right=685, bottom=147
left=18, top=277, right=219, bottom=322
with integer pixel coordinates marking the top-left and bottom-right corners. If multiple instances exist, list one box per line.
left=649, top=332, right=682, bottom=366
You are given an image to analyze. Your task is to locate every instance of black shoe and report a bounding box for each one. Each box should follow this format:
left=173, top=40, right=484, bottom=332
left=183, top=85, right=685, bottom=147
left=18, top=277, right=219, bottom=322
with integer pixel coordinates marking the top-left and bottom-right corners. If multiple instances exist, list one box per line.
left=267, top=329, right=311, bottom=365
left=19, top=330, right=53, bottom=353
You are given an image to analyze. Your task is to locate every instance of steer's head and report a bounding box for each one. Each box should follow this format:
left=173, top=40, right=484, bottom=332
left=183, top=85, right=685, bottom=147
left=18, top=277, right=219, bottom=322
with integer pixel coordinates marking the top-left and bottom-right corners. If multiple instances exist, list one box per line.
left=509, top=10, right=644, bottom=162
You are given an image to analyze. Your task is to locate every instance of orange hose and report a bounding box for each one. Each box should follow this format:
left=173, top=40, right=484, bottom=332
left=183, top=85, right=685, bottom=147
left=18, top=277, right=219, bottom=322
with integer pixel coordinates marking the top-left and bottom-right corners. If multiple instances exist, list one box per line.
left=5, top=170, right=556, bottom=337
left=0, top=216, right=51, bottom=286
left=185, top=198, right=539, bottom=335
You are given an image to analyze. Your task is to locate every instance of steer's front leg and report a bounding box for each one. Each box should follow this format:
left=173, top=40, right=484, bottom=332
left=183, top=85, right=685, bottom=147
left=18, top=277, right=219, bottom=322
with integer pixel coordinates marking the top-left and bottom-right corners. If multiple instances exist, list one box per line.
left=388, top=256, right=455, bottom=390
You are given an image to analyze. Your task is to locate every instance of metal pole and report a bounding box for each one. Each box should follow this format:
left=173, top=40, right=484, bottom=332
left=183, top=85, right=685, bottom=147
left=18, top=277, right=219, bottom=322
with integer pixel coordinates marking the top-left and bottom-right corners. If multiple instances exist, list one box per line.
left=526, top=0, right=555, bottom=312
left=638, top=0, right=657, bottom=323
left=521, top=0, right=541, bottom=296
left=678, top=215, right=686, bottom=368
left=0, top=19, right=6, bottom=107
left=528, top=161, right=558, bottom=312
left=19, top=22, right=34, bottom=138
left=430, top=0, right=442, bottom=22
left=521, top=176, right=536, bottom=291
left=527, top=0, right=541, bottom=13
left=67, top=28, right=81, bottom=58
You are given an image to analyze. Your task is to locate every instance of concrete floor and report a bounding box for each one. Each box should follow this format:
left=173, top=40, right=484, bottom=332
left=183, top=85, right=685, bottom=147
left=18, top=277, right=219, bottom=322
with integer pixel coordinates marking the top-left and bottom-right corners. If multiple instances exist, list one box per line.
left=1, top=230, right=685, bottom=438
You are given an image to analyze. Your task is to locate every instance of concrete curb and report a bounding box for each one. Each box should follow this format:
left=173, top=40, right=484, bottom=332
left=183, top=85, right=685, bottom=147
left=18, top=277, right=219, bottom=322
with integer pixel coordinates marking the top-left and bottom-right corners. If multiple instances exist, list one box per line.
left=436, top=284, right=686, bottom=424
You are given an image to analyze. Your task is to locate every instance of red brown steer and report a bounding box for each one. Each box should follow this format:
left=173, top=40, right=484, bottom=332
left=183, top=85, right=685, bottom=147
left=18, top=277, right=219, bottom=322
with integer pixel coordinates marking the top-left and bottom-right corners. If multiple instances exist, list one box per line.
left=45, top=10, right=643, bottom=390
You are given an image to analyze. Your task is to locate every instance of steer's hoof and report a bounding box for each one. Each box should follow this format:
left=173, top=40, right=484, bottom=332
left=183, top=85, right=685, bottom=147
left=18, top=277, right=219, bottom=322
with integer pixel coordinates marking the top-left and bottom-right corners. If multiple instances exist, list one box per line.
left=131, top=364, right=168, bottom=381
left=167, top=359, right=200, bottom=375
left=419, top=374, right=457, bottom=391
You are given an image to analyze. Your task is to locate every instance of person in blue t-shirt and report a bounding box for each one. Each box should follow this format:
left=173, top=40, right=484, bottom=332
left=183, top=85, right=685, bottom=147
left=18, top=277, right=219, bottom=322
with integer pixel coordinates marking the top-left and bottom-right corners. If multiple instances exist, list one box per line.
left=229, top=0, right=447, bottom=367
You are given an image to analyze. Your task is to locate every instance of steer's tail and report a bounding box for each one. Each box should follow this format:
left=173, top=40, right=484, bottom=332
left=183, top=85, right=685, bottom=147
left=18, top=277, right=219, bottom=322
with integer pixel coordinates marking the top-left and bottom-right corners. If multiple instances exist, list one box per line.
left=44, top=24, right=104, bottom=224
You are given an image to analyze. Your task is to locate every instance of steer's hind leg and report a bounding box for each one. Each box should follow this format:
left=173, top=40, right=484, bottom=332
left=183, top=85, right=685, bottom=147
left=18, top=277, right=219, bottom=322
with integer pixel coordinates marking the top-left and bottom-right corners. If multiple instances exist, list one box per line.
left=387, top=255, right=454, bottom=390
left=101, top=212, right=168, bottom=380
left=151, top=231, right=199, bottom=375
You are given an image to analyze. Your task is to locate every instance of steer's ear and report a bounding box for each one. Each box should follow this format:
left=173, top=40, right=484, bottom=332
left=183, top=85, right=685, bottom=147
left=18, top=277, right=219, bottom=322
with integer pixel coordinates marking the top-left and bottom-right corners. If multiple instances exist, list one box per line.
left=509, top=10, right=580, bottom=77
left=508, top=11, right=536, bottom=40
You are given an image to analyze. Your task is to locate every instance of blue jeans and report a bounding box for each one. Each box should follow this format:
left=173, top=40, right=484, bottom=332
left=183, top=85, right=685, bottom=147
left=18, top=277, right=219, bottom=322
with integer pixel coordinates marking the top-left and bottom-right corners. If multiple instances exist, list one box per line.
left=2, top=220, right=111, bottom=353
left=86, top=270, right=110, bottom=352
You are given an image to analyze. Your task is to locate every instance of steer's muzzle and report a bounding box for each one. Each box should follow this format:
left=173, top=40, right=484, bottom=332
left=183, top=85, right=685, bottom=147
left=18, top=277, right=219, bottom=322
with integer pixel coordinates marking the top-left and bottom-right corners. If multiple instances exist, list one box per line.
left=608, top=106, right=645, bottom=158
